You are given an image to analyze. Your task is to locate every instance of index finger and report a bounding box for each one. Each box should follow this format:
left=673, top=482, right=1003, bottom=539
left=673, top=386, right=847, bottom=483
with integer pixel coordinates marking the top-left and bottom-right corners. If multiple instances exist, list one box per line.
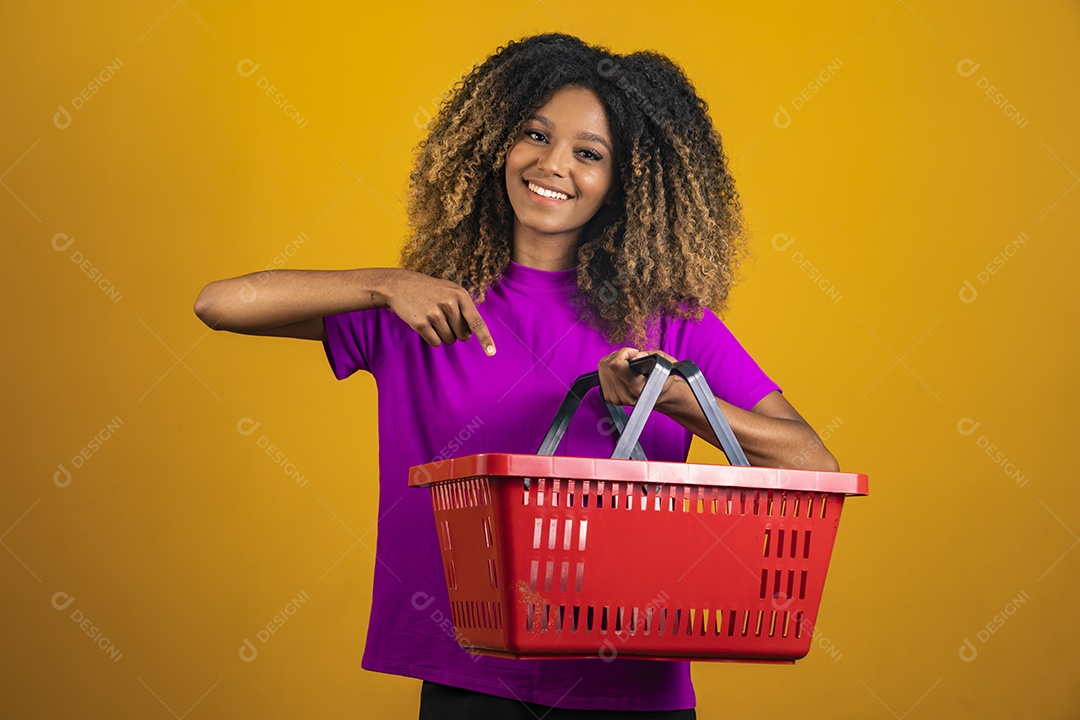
left=458, top=297, right=496, bottom=356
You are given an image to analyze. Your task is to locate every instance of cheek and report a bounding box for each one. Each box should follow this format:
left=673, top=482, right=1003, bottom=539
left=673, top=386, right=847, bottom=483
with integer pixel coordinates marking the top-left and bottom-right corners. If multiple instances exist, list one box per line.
left=581, top=170, right=615, bottom=205
left=505, top=144, right=530, bottom=175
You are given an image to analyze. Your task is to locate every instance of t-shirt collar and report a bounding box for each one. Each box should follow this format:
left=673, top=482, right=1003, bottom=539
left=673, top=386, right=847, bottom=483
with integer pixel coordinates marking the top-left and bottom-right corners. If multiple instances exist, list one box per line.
left=502, top=259, right=578, bottom=289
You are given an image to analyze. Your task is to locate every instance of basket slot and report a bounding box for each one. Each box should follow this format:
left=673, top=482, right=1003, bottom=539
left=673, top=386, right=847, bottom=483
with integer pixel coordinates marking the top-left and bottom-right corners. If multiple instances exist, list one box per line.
left=545, top=561, right=554, bottom=592
left=659, top=608, right=667, bottom=636
left=482, top=516, right=492, bottom=548
left=762, top=529, right=771, bottom=557
left=779, top=493, right=786, bottom=517
left=768, top=610, right=778, bottom=637
left=766, top=492, right=774, bottom=516
left=446, top=560, right=456, bottom=589
left=559, top=561, right=569, bottom=593
left=615, top=606, right=624, bottom=634
left=645, top=607, right=654, bottom=635
left=548, top=519, right=558, bottom=550
left=552, top=478, right=559, bottom=507
left=529, top=560, right=538, bottom=591
left=543, top=603, right=551, bottom=633
left=790, top=529, right=799, bottom=558
left=792, top=494, right=801, bottom=516
left=526, top=604, right=533, bottom=632
left=786, top=569, right=795, bottom=600
left=563, top=518, right=573, bottom=550
left=532, top=518, right=542, bottom=550
left=488, top=558, right=498, bottom=589
left=782, top=610, right=790, bottom=638
left=578, top=519, right=588, bottom=552
left=575, top=561, right=584, bottom=593
left=714, top=608, right=723, bottom=637
left=754, top=610, right=765, bottom=637
left=795, top=611, right=804, bottom=639
left=777, top=529, right=785, bottom=557
left=587, top=605, right=595, bottom=633
left=601, top=606, right=610, bottom=634
left=759, top=569, right=768, bottom=599
left=804, top=530, right=813, bottom=558
left=572, top=605, right=580, bottom=633
left=800, top=570, right=808, bottom=600
left=820, top=494, right=828, bottom=518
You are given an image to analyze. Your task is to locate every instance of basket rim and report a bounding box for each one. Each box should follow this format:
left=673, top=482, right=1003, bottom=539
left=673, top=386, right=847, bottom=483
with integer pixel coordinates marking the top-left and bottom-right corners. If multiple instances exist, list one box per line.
left=409, top=453, right=868, bottom=496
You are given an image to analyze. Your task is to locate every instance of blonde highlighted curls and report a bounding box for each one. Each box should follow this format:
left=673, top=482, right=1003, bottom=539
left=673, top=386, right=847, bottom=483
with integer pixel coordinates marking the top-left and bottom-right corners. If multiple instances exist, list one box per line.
left=400, top=33, right=749, bottom=347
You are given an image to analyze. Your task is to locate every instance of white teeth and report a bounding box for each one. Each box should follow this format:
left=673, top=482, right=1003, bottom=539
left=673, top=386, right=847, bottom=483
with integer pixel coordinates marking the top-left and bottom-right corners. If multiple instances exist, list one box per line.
left=527, top=181, right=569, bottom=200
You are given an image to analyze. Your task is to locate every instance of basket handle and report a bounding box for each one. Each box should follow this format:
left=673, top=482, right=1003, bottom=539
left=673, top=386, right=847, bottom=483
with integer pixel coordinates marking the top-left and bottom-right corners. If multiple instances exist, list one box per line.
left=535, top=357, right=667, bottom=459
left=638, top=356, right=750, bottom=467
left=537, top=355, right=751, bottom=466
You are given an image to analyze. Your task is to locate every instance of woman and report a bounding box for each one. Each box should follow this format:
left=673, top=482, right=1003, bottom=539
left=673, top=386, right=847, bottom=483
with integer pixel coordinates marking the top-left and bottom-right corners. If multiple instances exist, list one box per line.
left=195, top=32, right=838, bottom=719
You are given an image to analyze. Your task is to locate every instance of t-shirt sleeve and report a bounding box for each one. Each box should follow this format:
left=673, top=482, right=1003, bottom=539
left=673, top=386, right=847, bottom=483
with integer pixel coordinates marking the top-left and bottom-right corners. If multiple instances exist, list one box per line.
left=321, top=308, right=389, bottom=380
left=667, top=308, right=781, bottom=411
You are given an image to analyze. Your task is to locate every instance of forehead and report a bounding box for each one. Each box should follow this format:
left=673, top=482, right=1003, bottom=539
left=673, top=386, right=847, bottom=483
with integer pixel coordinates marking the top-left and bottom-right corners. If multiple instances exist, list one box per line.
left=530, top=86, right=610, bottom=132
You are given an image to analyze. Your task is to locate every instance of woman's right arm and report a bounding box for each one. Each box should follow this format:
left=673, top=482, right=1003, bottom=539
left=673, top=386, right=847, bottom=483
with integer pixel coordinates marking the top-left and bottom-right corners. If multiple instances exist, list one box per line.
left=192, top=268, right=496, bottom=354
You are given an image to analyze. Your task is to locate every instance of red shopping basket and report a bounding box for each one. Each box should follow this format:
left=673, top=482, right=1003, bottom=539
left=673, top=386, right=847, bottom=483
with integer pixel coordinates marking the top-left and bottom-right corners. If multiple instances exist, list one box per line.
left=409, top=356, right=868, bottom=663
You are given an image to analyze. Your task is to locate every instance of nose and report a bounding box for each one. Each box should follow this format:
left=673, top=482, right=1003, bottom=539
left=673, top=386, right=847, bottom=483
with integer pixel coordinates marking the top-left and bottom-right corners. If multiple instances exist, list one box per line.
left=537, top=141, right=571, bottom=176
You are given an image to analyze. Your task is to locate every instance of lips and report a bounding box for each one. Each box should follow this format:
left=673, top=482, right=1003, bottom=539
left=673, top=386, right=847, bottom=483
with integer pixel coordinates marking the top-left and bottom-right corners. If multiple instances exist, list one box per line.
left=524, top=179, right=572, bottom=200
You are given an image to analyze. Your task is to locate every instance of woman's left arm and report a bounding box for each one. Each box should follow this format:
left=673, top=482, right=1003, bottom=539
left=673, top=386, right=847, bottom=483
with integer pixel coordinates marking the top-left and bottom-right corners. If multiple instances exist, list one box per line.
left=597, top=348, right=839, bottom=471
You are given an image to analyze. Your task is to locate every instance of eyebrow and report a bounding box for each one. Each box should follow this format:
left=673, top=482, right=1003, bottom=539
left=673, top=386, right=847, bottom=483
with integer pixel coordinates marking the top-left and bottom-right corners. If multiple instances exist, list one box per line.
left=528, top=113, right=613, bottom=155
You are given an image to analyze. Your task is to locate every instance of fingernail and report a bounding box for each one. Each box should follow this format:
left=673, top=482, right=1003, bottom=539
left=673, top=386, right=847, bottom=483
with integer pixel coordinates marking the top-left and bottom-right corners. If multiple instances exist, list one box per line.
left=486, top=345, right=496, bottom=356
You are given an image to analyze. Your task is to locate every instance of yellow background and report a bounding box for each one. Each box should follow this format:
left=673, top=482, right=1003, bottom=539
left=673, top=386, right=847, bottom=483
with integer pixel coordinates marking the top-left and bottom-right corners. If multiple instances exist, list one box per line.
left=3, top=1, right=1078, bottom=717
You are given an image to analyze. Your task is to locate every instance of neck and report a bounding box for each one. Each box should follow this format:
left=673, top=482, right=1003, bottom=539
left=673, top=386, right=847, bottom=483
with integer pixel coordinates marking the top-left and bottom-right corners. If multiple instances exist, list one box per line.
left=511, top=219, right=579, bottom=270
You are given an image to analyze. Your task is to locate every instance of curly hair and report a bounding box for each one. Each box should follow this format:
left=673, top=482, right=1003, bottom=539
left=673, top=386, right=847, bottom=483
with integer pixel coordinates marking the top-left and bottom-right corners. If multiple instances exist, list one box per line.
left=399, top=32, right=750, bottom=347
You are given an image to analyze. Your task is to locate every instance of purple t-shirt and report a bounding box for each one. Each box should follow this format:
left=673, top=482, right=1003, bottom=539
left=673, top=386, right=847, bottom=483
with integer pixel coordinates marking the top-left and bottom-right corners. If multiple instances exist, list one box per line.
left=321, top=260, right=781, bottom=712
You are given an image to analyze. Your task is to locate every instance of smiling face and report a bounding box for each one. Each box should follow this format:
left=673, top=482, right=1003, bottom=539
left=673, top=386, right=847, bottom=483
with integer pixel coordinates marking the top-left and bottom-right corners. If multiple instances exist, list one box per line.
left=504, top=85, right=618, bottom=268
